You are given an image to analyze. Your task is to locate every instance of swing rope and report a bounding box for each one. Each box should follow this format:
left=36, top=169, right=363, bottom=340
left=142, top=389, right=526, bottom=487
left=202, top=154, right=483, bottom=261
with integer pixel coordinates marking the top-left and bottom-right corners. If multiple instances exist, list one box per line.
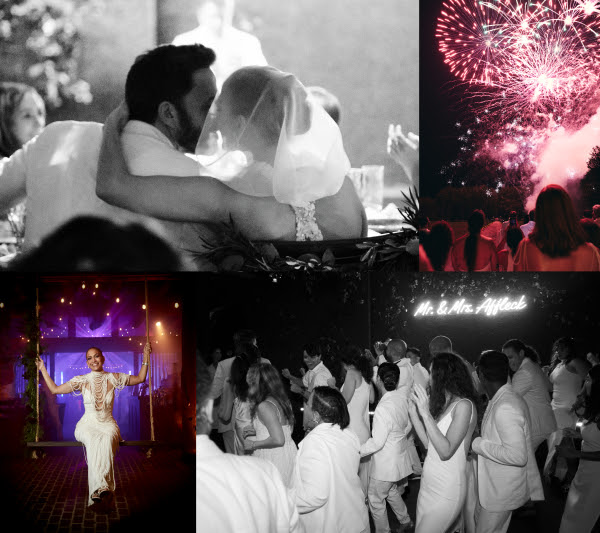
left=35, top=286, right=40, bottom=444
left=145, top=280, right=155, bottom=442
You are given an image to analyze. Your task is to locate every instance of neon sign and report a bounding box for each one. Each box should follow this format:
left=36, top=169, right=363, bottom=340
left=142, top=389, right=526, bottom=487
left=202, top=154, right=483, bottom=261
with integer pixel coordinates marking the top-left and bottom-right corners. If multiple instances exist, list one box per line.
left=414, top=295, right=527, bottom=317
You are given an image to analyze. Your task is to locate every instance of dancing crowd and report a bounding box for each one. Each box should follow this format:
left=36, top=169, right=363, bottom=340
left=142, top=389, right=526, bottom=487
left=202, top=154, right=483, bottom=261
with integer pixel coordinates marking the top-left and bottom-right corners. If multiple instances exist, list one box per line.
left=197, top=331, right=600, bottom=533
left=420, top=184, right=600, bottom=272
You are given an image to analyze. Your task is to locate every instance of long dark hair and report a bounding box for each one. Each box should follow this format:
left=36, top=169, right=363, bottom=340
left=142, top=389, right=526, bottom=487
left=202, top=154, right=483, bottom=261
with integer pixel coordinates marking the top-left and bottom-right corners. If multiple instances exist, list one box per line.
left=464, top=210, right=485, bottom=272
left=0, top=82, right=42, bottom=157
left=424, top=221, right=454, bottom=271
left=311, top=386, right=350, bottom=429
left=582, top=365, right=600, bottom=429
left=230, top=356, right=250, bottom=401
left=340, top=345, right=372, bottom=384
left=247, top=363, right=294, bottom=427
left=529, top=185, right=588, bottom=257
left=378, top=362, right=400, bottom=391
left=429, top=352, right=479, bottom=420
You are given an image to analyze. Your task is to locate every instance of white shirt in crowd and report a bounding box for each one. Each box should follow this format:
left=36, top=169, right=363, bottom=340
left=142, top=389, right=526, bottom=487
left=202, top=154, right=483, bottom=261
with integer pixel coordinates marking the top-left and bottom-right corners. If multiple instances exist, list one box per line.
left=293, top=422, right=369, bottom=533
left=395, top=358, right=414, bottom=397
left=360, top=388, right=413, bottom=482
left=520, top=221, right=535, bottom=237
left=511, top=357, right=556, bottom=447
left=411, top=361, right=429, bottom=390
left=302, top=361, right=332, bottom=392
left=197, top=434, right=299, bottom=533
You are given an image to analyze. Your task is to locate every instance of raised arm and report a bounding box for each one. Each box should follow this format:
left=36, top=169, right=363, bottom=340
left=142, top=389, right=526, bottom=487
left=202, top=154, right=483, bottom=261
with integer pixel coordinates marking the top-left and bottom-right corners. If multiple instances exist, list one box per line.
left=408, top=399, right=429, bottom=449
left=414, top=388, right=473, bottom=461
left=36, top=358, right=72, bottom=395
left=360, top=405, right=391, bottom=457
left=95, top=105, right=233, bottom=223
left=128, top=342, right=151, bottom=386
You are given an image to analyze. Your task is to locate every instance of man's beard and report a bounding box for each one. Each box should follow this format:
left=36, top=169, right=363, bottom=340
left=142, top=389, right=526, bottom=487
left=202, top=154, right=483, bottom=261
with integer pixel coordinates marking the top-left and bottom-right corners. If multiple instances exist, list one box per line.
left=175, top=106, right=203, bottom=154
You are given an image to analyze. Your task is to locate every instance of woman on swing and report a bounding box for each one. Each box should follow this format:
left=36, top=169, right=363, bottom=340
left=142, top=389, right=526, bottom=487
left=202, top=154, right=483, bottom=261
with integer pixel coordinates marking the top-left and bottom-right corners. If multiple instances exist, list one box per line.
left=36, top=343, right=151, bottom=506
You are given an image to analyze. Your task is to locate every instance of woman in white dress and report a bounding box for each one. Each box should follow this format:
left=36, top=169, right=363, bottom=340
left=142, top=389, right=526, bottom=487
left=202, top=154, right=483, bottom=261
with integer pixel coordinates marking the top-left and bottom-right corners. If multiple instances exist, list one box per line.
left=243, top=362, right=297, bottom=487
left=409, top=352, right=479, bottom=533
left=549, top=337, right=590, bottom=429
left=96, top=66, right=367, bottom=246
left=556, top=365, right=600, bottom=533
left=36, top=344, right=151, bottom=505
left=339, top=346, right=375, bottom=495
left=294, top=386, right=370, bottom=533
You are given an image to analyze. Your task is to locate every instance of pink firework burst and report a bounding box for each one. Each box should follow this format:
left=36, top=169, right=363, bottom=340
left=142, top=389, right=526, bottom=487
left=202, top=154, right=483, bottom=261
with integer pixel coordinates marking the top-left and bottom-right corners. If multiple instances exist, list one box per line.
left=437, top=0, right=600, bottom=118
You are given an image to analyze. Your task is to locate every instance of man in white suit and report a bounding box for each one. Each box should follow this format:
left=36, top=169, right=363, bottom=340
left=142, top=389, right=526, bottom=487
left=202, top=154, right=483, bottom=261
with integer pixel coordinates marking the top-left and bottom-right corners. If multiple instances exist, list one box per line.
left=472, top=350, right=544, bottom=533
left=197, top=356, right=298, bottom=532
left=210, top=329, right=270, bottom=453
left=502, top=339, right=556, bottom=451
left=386, top=339, right=414, bottom=395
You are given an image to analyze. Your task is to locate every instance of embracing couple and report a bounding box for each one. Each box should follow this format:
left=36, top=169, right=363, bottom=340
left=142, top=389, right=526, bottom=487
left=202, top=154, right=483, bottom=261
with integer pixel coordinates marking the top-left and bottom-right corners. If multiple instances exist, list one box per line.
left=0, top=43, right=366, bottom=269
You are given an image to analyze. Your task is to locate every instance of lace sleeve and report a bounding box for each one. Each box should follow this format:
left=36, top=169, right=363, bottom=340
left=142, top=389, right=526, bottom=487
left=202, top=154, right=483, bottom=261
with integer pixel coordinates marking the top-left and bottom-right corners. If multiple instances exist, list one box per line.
left=110, top=372, right=130, bottom=390
left=68, top=374, right=87, bottom=396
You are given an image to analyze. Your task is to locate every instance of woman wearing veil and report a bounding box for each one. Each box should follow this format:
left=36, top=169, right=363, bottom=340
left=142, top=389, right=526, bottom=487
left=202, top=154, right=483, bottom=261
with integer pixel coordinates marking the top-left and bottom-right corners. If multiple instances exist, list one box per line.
left=96, top=66, right=367, bottom=244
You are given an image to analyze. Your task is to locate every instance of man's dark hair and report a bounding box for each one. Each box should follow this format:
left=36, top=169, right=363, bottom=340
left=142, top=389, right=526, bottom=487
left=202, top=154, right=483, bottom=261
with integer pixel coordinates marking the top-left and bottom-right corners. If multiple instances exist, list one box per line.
left=312, top=386, right=350, bottom=429
left=407, top=346, right=421, bottom=359
left=502, top=339, right=527, bottom=354
left=125, top=44, right=216, bottom=124
left=478, top=350, right=510, bottom=384
left=303, top=342, right=321, bottom=358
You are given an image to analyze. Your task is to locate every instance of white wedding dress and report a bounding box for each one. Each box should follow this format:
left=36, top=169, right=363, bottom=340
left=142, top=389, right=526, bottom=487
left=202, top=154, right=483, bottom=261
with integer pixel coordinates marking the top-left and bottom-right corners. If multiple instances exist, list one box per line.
left=69, top=371, right=129, bottom=505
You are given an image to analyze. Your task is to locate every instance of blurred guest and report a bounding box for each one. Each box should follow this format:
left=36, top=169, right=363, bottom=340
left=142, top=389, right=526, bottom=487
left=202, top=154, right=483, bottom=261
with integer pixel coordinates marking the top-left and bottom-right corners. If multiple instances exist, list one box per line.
left=502, top=339, right=556, bottom=451
left=549, top=337, right=590, bottom=429
left=282, top=343, right=333, bottom=432
left=580, top=218, right=600, bottom=248
left=386, top=339, right=414, bottom=395
left=361, top=363, right=415, bottom=532
left=205, top=346, right=222, bottom=382
left=422, top=220, right=454, bottom=271
left=587, top=351, right=600, bottom=367
left=416, top=214, right=431, bottom=241
left=294, top=386, right=370, bottom=533
left=449, top=210, right=498, bottom=272
left=472, top=351, right=544, bottom=533
left=520, top=209, right=535, bottom=237
left=197, top=357, right=299, bottom=533
left=388, top=123, right=419, bottom=189
left=9, top=216, right=183, bottom=272
left=513, top=185, right=600, bottom=271
left=0, top=82, right=45, bottom=158
left=498, top=227, right=524, bottom=272
left=407, top=347, right=429, bottom=390
left=244, top=363, right=297, bottom=487
left=338, top=346, right=375, bottom=494
left=593, top=204, right=600, bottom=228
left=556, top=365, right=600, bottom=533
left=409, top=352, right=478, bottom=533
left=0, top=82, right=46, bottom=244
left=210, top=329, right=268, bottom=453
left=173, top=0, right=267, bottom=90
left=307, top=86, right=341, bottom=125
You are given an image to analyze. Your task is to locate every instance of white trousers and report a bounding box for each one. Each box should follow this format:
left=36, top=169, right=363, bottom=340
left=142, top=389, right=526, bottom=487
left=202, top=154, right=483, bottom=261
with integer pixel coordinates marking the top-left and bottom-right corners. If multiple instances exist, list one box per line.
left=475, top=502, right=512, bottom=533
left=368, top=478, right=411, bottom=533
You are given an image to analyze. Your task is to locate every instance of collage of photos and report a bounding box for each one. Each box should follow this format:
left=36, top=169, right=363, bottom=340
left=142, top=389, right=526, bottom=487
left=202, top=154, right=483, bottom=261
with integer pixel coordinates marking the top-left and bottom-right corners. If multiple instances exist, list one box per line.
left=0, top=1, right=599, bottom=533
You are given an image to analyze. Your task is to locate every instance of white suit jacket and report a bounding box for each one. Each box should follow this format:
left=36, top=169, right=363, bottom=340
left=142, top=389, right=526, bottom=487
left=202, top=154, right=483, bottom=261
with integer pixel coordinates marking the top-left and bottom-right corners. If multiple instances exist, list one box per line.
left=197, top=435, right=298, bottom=533
left=511, top=358, right=556, bottom=441
left=360, top=388, right=413, bottom=482
left=472, top=384, right=544, bottom=511
left=294, top=423, right=369, bottom=533
left=210, top=355, right=270, bottom=433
